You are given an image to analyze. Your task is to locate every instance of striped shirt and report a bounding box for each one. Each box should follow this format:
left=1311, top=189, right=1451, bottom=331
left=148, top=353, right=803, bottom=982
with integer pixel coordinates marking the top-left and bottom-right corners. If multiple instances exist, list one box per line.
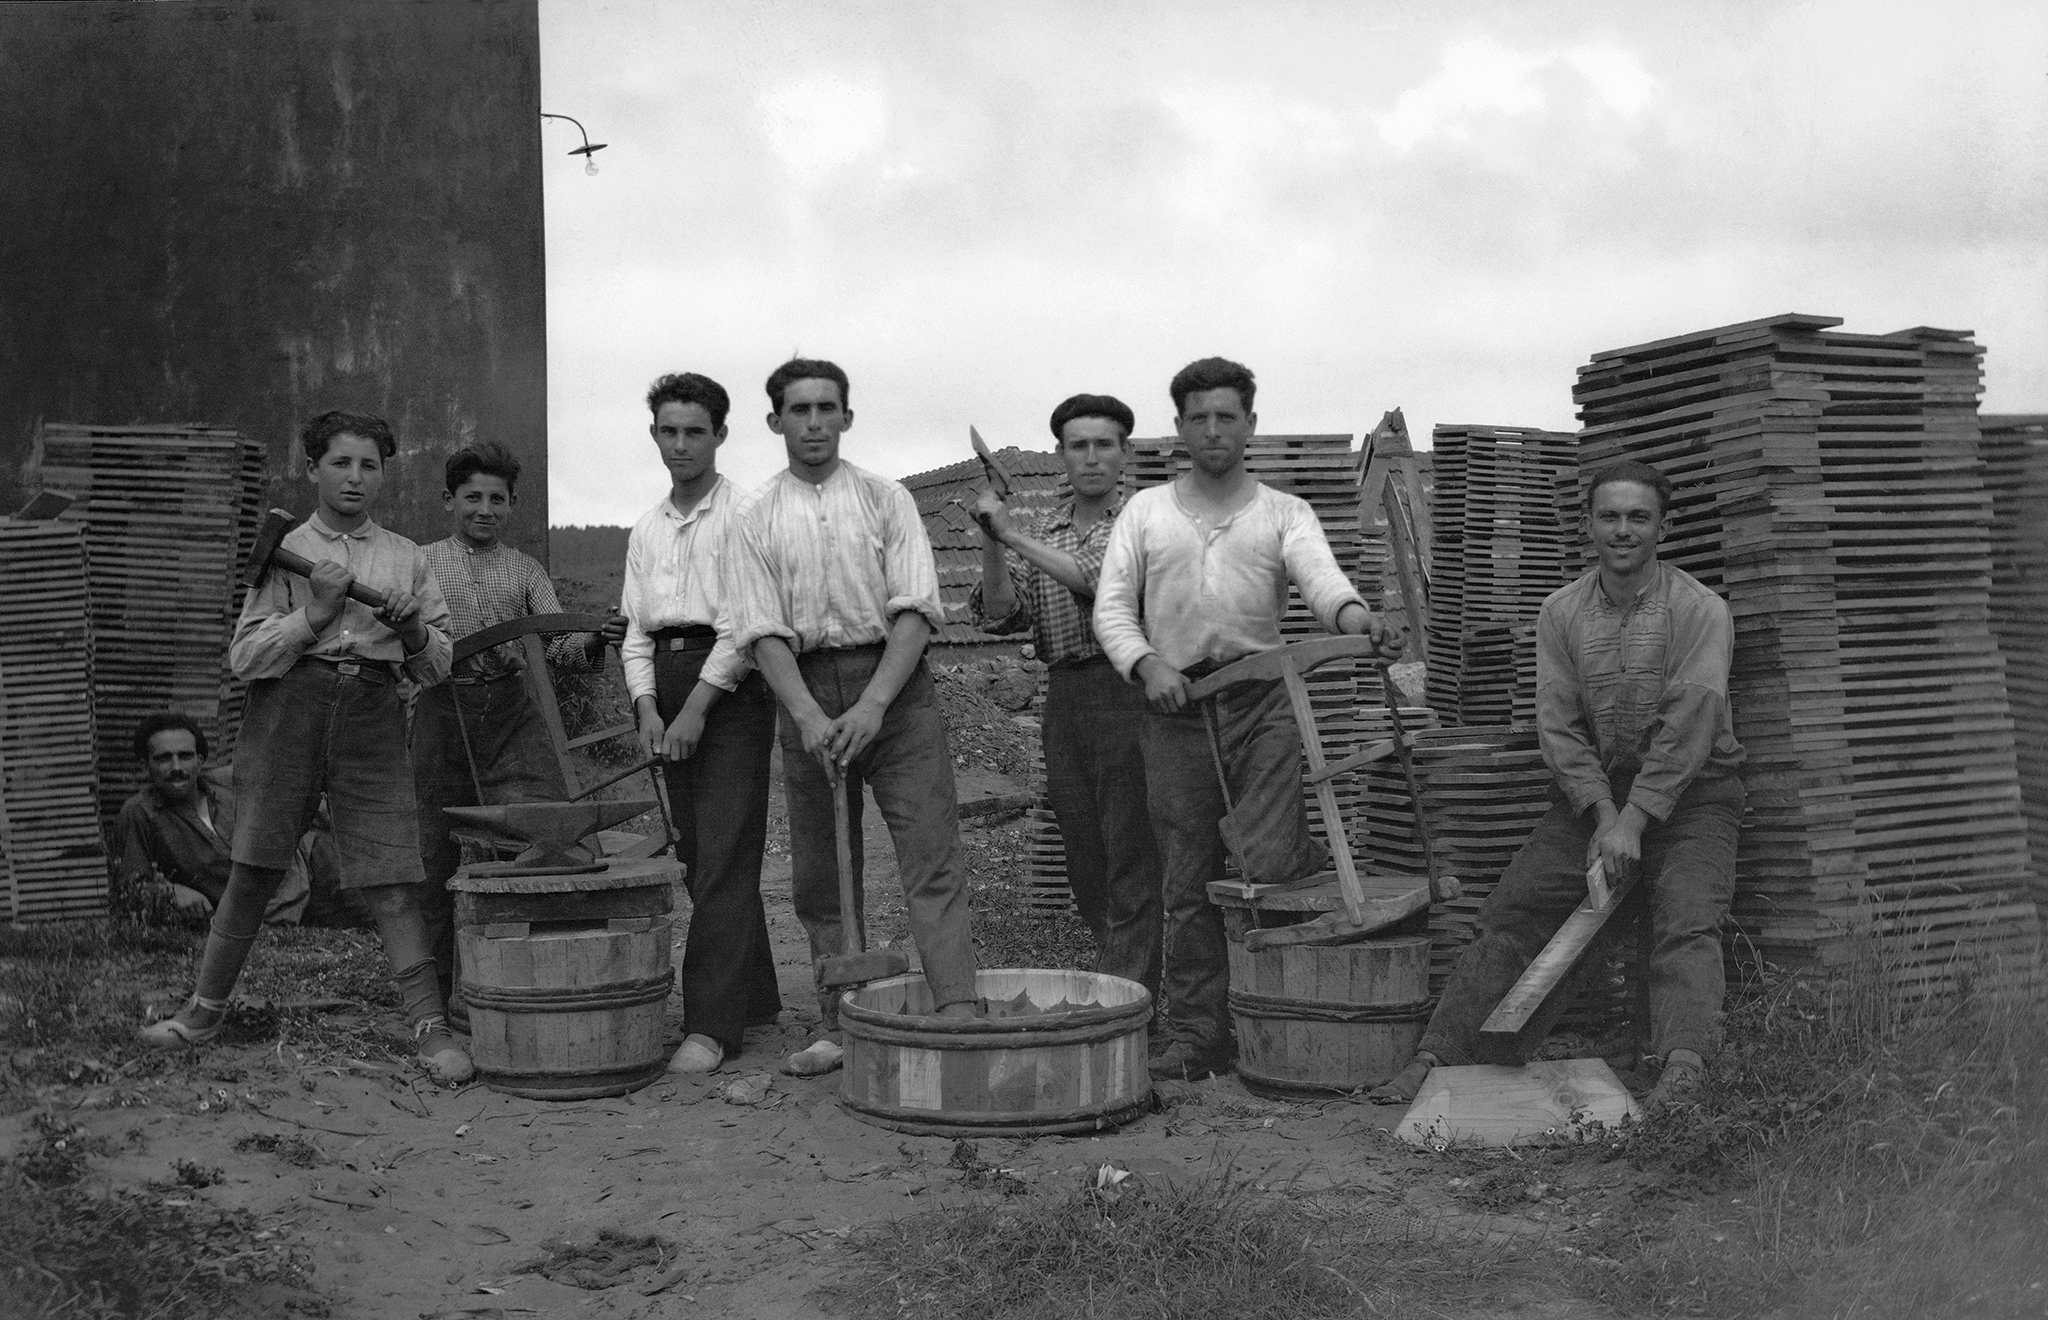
left=1535, top=561, right=1746, bottom=821
left=421, top=538, right=602, bottom=681
left=619, top=477, right=748, bottom=698
left=726, top=461, right=946, bottom=656
left=1093, top=482, right=1365, bottom=678
left=229, top=513, right=452, bottom=685
left=969, top=499, right=1121, bottom=665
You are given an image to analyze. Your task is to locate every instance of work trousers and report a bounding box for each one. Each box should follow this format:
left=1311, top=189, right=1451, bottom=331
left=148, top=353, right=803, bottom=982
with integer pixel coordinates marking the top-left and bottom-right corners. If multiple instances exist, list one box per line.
left=1418, top=774, right=1745, bottom=1066
left=780, top=648, right=978, bottom=1026
left=411, top=675, right=571, bottom=994
left=1141, top=675, right=1329, bottom=1059
left=655, top=651, right=783, bottom=1055
left=1044, top=658, right=1161, bottom=998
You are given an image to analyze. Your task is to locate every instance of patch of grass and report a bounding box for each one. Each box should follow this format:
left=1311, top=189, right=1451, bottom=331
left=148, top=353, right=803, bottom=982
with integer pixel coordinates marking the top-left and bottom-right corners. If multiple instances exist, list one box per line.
left=1586, top=952, right=2048, bottom=1318
left=0, top=1162, right=320, bottom=1318
left=834, top=1160, right=1388, bottom=1320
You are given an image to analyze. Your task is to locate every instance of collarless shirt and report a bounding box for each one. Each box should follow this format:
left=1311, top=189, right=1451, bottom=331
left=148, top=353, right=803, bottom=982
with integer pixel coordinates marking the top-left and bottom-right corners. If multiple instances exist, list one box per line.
left=969, top=498, right=1122, bottom=665
left=727, top=460, right=947, bottom=656
left=113, top=773, right=238, bottom=902
left=1092, top=481, right=1366, bottom=678
left=423, top=537, right=597, bottom=681
left=1535, top=560, right=1746, bottom=821
left=228, top=513, right=453, bottom=685
left=619, top=476, right=748, bottom=699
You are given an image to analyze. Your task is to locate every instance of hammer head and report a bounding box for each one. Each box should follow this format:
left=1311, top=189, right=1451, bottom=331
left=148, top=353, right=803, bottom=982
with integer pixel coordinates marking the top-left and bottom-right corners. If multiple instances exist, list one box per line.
left=819, top=948, right=911, bottom=990
left=242, top=508, right=297, bottom=588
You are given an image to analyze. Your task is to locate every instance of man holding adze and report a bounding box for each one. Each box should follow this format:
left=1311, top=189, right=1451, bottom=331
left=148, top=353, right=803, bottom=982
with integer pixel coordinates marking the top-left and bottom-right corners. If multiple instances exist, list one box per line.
left=1093, top=357, right=1405, bottom=1082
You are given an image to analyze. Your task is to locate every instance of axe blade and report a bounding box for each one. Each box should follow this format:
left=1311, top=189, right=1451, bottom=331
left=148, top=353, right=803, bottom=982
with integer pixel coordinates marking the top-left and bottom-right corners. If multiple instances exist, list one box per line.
left=242, top=508, right=298, bottom=588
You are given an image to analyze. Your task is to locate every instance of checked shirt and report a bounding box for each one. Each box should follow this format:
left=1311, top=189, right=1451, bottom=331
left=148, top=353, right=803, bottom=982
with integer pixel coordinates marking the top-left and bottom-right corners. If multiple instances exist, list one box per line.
left=969, top=499, right=1121, bottom=666
left=422, top=538, right=599, bottom=680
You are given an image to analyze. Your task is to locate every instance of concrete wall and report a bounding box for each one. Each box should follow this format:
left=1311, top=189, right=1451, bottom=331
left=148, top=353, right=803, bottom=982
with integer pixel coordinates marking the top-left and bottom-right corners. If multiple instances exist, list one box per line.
left=0, top=0, right=549, bottom=558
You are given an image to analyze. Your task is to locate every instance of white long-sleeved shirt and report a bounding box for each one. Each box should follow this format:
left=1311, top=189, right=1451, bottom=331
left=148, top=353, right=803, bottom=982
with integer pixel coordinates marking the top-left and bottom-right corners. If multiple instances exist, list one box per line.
left=229, top=513, right=452, bottom=686
left=619, top=476, right=748, bottom=699
left=1093, top=481, right=1365, bottom=678
left=725, top=461, right=946, bottom=656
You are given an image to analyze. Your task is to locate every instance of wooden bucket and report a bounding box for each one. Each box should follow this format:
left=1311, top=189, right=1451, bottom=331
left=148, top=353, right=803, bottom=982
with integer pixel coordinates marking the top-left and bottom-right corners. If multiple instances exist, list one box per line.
left=451, top=858, right=678, bottom=1101
left=839, top=969, right=1152, bottom=1137
left=1224, top=930, right=1432, bottom=1099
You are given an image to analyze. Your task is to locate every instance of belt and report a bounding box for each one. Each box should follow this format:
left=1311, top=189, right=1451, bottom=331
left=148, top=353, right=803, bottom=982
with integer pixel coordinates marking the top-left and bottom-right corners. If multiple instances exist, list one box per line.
left=650, top=625, right=718, bottom=653
left=303, top=657, right=397, bottom=685
left=451, top=667, right=523, bottom=686
left=1049, top=653, right=1112, bottom=670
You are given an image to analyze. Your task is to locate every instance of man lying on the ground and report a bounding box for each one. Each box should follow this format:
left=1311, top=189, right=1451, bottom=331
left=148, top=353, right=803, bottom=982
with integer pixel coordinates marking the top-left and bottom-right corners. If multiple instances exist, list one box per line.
left=111, top=711, right=310, bottom=926
left=1368, top=460, right=1746, bottom=1111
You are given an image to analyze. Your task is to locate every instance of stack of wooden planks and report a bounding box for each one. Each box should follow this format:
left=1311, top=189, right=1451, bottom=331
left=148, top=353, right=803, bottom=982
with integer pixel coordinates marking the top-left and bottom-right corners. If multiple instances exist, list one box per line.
left=1572, top=314, right=2039, bottom=988
left=1980, top=415, right=2048, bottom=912
left=25, top=424, right=268, bottom=825
left=1354, top=726, right=1552, bottom=994
left=0, top=519, right=105, bottom=920
left=1424, top=426, right=1579, bottom=725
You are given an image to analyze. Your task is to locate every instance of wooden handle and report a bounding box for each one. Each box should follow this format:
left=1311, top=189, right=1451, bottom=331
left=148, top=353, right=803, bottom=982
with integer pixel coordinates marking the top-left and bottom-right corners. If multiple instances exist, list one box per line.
left=830, top=764, right=863, bottom=957
left=270, top=545, right=389, bottom=611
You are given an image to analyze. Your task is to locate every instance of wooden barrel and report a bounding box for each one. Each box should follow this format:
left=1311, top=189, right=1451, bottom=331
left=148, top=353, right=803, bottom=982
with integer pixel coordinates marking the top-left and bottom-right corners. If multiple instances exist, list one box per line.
left=451, top=857, right=679, bottom=1101
left=1224, top=931, right=1432, bottom=1099
left=839, top=969, right=1151, bottom=1137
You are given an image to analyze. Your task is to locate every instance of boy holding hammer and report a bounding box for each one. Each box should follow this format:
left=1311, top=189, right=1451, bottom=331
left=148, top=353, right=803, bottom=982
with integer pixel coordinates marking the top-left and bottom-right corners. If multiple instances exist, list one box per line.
left=139, top=410, right=472, bottom=1085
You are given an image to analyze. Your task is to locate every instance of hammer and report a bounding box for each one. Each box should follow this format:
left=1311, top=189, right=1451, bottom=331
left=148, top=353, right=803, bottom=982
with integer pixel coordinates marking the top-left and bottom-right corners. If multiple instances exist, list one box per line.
left=242, top=507, right=389, bottom=610
left=818, top=763, right=911, bottom=991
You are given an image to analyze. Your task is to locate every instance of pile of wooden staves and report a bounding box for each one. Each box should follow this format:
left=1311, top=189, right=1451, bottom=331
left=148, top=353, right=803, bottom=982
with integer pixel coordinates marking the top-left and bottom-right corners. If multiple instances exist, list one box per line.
left=1572, top=313, right=2039, bottom=990
left=0, top=518, right=104, bottom=920
left=1424, top=425, right=1579, bottom=725
left=25, top=424, right=267, bottom=834
left=1979, top=414, right=2048, bottom=911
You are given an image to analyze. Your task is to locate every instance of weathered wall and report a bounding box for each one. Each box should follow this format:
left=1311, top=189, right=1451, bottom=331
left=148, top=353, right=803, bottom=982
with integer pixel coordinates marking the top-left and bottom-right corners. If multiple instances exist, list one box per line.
left=0, top=0, right=548, bottom=558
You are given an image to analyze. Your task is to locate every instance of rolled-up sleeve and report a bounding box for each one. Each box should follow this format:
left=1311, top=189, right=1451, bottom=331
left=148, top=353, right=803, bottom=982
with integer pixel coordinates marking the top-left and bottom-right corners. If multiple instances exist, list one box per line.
left=1624, top=592, right=1736, bottom=821
left=1092, top=511, right=1154, bottom=680
left=880, top=485, right=946, bottom=632
left=1281, top=501, right=1366, bottom=632
left=399, top=554, right=453, bottom=687
left=697, top=530, right=750, bottom=693
left=1535, top=600, right=1612, bottom=815
left=968, top=548, right=1034, bottom=636
left=619, top=537, right=658, bottom=701
left=228, top=573, right=320, bottom=681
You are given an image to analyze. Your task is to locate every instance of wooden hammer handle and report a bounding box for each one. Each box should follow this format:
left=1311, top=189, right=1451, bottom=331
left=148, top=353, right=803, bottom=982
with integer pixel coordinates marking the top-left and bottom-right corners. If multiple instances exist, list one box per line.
left=269, top=545, right=390, bottom=610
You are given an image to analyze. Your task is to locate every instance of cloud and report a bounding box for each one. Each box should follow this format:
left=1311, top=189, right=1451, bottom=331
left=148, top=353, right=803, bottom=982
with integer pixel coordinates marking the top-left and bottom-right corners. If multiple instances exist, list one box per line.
left=759, top=76, right=888, bottom=175
left=1375, top=37, right=1656, bottom=151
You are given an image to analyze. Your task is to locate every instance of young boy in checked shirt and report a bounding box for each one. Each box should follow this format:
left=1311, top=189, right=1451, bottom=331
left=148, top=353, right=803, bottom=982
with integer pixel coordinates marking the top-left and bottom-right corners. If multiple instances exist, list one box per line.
left=970, top=393, right=1162, bottom=1002
left=140, top=411, right=473, bottom=1084
left=413, top=440, right=625, bottom=1017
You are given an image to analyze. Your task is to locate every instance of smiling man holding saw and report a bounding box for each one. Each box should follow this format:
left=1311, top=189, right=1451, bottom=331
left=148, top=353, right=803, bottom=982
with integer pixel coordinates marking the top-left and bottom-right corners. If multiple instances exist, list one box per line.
left=1370, top=459, right=1746, bottom=1110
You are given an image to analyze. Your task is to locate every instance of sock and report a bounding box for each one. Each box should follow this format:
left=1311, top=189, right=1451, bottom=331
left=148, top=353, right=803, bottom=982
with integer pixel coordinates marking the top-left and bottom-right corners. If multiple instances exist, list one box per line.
left=191, top=863, right=287, bottom=1003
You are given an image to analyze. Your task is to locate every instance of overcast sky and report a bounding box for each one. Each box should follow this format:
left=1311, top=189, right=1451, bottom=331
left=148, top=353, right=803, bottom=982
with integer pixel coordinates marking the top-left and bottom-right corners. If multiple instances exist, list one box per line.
left=538, top=0, right=2047, bottom=527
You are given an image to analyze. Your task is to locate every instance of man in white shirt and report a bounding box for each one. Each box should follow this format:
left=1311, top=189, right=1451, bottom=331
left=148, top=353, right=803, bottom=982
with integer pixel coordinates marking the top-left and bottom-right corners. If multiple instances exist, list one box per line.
left=727, top=358, right=981, bottom=1077
left=1095, top=357, right=1405, bottom=1081
left=621, top=372, right=783, bottom=1075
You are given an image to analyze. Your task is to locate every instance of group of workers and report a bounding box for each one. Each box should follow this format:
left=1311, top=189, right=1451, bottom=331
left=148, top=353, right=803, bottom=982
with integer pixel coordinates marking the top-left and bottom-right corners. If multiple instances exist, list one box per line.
left=132, top=353, right=1743, bottom=1111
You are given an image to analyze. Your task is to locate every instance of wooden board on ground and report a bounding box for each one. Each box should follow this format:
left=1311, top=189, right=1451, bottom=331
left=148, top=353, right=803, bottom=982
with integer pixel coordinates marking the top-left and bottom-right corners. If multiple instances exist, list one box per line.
left=1398, top=1059, right=1642, bottom=1147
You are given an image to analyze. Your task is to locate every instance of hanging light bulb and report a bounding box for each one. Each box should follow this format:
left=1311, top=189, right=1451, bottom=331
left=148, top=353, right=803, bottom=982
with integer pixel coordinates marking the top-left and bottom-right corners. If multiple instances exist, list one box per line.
left=541, top=113, right=608, bottom=179
left=584, top=156, right=600, bottom=177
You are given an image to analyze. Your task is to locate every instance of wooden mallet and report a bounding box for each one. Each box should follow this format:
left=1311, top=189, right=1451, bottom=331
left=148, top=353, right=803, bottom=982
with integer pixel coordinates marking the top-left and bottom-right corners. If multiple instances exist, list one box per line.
left=818, top=762, right=911, bottom=991
left=242, top=507, right=389, bottom=610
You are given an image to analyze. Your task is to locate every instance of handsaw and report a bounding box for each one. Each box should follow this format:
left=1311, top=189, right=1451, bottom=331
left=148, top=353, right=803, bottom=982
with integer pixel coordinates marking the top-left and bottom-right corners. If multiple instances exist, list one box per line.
left=969, top=426, right=1013, bottom=500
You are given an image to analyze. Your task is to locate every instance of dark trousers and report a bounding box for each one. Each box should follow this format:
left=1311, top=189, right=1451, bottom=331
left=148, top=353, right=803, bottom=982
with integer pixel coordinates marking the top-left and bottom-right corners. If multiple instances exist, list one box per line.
left=1044, top=659, right=1161, bottom=997
left=1141, top=675, right=1328, bottom=1058
left=780, top=649, right=978, bottom=1025
left=1418, top=774, right=1745, bottom=1066
left=411, top=675, right=570, bottom=992
left=656, top=653, right=782, bottom=1055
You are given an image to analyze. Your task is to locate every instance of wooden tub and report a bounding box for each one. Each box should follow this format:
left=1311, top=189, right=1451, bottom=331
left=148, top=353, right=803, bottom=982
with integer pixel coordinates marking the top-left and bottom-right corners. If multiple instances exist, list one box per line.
left=838, top=969, right=1152, bottom=1137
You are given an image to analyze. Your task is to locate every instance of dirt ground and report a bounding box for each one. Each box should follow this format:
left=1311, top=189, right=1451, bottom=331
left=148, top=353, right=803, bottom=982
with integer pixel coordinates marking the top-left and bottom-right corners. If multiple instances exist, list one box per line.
left=2, top=775, right=1665, bottom=1320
